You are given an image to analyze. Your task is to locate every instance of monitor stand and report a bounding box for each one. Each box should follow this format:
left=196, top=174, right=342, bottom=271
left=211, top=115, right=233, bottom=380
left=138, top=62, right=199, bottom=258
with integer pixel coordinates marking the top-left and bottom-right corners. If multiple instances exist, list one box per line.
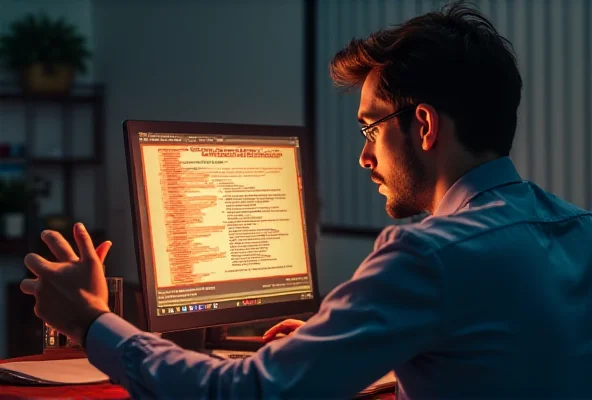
left=161, top=327, right=263, bottom=353
left=162, top=328, right=208, bottom=352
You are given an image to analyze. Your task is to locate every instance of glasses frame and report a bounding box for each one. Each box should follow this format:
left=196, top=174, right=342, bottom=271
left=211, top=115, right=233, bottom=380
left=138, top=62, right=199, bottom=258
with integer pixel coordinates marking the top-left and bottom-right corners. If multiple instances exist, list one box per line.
left=360, top=106, right=416, bottom=143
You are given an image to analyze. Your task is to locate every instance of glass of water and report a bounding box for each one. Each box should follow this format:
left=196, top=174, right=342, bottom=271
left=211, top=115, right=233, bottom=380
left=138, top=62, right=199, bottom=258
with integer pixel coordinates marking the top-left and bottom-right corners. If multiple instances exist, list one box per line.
left=43, top=276, right=124, bottom=352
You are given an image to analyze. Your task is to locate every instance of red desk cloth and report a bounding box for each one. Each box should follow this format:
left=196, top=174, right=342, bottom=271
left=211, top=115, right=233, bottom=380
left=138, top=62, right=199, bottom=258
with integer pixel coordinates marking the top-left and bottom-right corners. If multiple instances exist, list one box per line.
left=0, top=349, right=130, bottom=400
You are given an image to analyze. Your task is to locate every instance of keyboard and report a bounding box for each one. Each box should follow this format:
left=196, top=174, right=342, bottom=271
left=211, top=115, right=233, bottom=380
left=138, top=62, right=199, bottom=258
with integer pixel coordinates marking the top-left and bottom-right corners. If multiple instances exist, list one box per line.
left=210, top=349, right=256, bottom=360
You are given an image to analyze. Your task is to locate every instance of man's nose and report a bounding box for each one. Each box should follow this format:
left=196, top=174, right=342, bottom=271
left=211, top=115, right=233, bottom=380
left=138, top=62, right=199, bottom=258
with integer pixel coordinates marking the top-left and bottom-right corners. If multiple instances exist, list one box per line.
left=359, top=141, right=376, bottom=170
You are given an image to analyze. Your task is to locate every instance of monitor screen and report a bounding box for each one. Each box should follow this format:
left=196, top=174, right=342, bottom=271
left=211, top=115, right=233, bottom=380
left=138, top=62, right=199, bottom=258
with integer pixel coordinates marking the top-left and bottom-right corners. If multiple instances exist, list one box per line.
left=124, top=120, right=319, bottom=333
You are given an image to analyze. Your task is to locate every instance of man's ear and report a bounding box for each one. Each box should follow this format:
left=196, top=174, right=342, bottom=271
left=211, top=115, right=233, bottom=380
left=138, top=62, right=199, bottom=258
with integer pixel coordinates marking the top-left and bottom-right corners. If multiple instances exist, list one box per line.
left=415, top=103, right=439, bottom=151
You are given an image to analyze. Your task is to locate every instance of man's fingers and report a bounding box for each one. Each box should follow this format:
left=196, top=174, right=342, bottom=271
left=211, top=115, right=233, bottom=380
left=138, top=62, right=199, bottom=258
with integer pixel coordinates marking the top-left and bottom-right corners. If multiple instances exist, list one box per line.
left=40, top=227, right=110, bottom=264
left=263, top=322, right=287, bottom=337
left=263, top=325, right=292, bottom=342
left=73, top=223, right=98, bottom=262
left=24, top=253, right=55, bottom=277
left=41, top=230, right=79, bottom=262
left=263, top=319, right=304, bottom=340
left=96, top=241, right=113, bottom=264
left=20, top=278, right=38, bottom=295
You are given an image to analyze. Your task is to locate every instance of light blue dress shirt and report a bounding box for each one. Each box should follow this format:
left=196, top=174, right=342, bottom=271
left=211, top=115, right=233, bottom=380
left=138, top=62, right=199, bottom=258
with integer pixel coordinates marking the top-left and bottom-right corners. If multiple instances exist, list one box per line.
left=87, top=156, right=592, bottom=399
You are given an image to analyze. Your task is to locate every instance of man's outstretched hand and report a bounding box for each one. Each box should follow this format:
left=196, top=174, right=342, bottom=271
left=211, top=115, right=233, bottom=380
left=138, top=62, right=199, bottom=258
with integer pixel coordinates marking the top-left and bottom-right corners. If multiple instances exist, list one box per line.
left=20, top=223, right=112, bottom=344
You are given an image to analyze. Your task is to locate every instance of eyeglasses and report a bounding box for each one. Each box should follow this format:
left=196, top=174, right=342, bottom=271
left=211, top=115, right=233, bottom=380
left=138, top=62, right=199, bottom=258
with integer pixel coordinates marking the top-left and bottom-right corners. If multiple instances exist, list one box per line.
left=360, top=106, right=416, bottom=143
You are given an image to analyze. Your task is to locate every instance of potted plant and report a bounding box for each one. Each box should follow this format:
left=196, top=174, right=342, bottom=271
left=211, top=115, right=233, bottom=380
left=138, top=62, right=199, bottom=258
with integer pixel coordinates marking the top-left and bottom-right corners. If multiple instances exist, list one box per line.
left=0, top=13, right=91, bottom=94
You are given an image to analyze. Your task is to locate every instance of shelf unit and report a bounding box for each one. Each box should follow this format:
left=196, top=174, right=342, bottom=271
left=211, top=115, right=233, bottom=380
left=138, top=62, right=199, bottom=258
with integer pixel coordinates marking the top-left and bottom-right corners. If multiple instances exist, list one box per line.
left=0, top=82, right=106, bottom=256
left=1, top=83, right=107, bottom=357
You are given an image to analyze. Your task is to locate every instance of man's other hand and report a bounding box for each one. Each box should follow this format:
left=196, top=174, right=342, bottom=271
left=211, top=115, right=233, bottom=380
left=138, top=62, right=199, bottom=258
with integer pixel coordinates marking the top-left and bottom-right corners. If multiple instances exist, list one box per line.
left=20, top=223, right=112, bottom=344
left=263, top=319, right=305, bottom=342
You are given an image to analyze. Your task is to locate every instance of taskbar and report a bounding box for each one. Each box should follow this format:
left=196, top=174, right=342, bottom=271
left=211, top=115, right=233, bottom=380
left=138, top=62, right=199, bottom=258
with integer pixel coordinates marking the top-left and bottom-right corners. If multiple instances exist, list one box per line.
left=156, top=291, right=314, bottom=316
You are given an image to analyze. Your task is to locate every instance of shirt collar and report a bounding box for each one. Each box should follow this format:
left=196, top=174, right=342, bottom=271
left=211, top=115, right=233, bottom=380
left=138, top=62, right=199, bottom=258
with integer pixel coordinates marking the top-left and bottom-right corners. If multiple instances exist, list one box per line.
left=433, top=156, right=523, bottom=217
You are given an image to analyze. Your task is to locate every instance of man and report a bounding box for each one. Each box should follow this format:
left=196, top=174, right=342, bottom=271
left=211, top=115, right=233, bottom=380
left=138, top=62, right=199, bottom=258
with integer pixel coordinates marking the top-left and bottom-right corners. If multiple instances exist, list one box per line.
left=20, top=3, right=592, bottom=399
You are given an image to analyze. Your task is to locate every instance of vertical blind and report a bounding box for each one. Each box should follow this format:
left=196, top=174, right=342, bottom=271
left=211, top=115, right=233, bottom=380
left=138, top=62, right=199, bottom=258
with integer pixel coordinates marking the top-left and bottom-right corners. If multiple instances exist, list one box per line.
left=316, top=0, right=592, bottom=230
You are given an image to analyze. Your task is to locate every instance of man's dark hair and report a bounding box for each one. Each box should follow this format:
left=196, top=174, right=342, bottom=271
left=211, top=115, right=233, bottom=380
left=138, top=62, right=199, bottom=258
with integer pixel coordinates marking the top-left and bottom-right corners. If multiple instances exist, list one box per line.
left=330, top=1, right=522, bottom=156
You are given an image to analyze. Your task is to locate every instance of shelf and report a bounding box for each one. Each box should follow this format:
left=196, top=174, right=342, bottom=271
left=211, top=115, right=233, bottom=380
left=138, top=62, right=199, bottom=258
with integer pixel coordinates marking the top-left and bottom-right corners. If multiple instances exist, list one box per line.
left=0, top=157, right=100, bottom=166
left=0, top=82, right=104, bottom=104
left=0, top=93, right=99, bottom=103
left=32, top=157, right=100, bottom=166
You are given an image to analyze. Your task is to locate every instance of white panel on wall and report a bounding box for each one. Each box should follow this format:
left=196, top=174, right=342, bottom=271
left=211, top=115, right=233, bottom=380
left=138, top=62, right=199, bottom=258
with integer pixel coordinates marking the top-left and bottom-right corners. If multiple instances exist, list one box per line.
left=0, top=103, right=24, bottom=143
left=71, top=104, right=95, bottom=159
left=511, top=0, right=529, bottom=183
left=316, top=0, right=592, bottom=230
left=73, top=167, right=97, bottom=228
left=549, top=0, right=567, bottom=200
left=32, top=105, right=65, bottom=157
left=568, top=0, right=588, bottom=209
left=36, top=169, right=64, bottom=216
left=589, top=0, right=592, bottom=208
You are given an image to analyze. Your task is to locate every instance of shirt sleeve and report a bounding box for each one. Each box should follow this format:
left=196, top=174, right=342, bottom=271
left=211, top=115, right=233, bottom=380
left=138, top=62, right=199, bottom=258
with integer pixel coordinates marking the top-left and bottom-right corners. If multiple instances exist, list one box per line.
left=86, top=239, right=447, bottom=399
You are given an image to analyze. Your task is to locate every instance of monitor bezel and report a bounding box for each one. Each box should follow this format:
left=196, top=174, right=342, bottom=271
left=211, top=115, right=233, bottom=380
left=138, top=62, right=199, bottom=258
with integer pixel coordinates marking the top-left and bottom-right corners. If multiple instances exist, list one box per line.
left=123, top=119, right=320, bottom=333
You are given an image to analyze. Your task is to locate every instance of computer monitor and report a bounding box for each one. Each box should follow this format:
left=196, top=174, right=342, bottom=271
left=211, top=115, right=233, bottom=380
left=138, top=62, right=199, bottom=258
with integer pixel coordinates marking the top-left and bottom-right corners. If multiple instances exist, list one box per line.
left=123, top=120, right=320, bottom=350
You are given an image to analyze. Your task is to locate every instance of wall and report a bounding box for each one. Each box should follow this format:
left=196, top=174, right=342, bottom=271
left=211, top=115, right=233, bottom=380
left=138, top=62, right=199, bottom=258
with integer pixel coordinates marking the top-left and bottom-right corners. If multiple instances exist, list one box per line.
left=91, top=0, right=306, bottom=284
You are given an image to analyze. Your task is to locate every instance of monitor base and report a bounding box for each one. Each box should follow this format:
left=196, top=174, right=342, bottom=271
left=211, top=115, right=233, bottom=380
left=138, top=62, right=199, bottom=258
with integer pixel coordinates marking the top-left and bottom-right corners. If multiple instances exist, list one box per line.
left=211, top=336, right=264, bottom=352
left=162, top=328, right=207, bottom=352
left=161, top=327, right=264, bottom=352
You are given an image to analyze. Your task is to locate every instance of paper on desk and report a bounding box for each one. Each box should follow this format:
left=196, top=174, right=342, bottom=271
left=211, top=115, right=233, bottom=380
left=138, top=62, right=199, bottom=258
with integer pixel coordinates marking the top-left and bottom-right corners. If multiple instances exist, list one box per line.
left=0, top=358, right=109, bottom=385
left=355, top=370, right=397, bottom=397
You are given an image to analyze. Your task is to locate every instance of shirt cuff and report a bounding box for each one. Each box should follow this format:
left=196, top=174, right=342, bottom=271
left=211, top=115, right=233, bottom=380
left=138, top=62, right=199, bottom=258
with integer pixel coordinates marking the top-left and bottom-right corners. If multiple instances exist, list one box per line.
left=85, top=312, right=143, bottom=384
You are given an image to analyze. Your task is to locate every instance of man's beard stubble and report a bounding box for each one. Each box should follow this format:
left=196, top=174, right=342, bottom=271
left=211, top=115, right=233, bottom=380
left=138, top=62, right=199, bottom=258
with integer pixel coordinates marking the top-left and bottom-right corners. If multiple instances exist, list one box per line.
left=372, top=136, right=428, bottom=219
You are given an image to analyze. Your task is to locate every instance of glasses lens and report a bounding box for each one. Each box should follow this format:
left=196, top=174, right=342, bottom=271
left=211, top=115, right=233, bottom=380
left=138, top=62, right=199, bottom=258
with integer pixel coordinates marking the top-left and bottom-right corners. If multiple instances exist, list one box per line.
left=361, top=127, right=369, bottom=140
left=366, top=126, right=378, bottom=142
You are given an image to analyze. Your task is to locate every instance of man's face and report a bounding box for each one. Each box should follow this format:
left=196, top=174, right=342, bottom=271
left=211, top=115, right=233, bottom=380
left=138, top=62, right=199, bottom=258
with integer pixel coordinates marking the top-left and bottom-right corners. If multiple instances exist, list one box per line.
left=357, top=71, right=428, bottom=219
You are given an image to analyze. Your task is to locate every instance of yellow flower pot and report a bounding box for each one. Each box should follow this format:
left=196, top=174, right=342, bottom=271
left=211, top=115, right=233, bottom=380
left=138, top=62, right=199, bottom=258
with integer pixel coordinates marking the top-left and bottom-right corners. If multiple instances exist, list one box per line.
left=20, top=63, right=75, bottom=94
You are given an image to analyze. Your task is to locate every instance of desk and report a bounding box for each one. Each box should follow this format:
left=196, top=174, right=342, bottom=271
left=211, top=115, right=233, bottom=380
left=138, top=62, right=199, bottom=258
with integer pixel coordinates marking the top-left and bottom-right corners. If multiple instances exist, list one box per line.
left=0, top=349, right=129, bottom=400
left=0, top=350, right=396, bottom=399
